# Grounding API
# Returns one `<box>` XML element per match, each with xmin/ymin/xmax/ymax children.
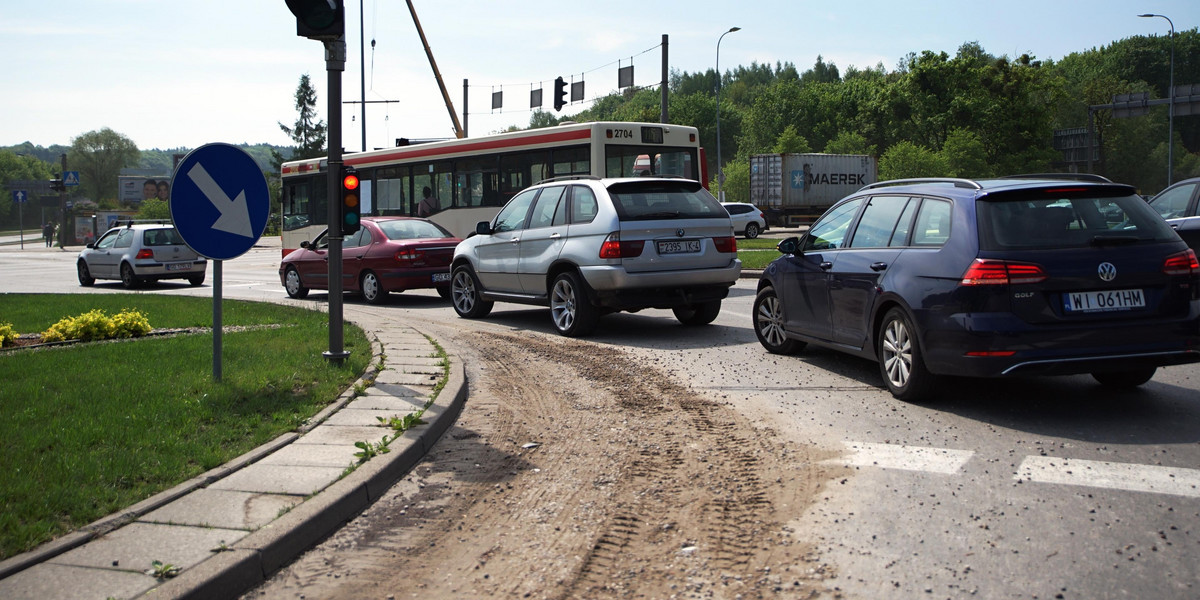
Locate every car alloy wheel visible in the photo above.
<box><xmin>451</xmin><ymin>265</ymin><xmax>493</xmax><ymax>318</ymax></box>
<box><xmin>120</xmin><ymin>263</ymin><xmax>139</xmax><ymax>289</ymax></box>
<box><xmin>550</xmin><ymin>271</ymin><xmax>597</xmax><ymax>337</ymax></box>
<box><xmin>878</xmin><ymin>307</ymin><xmax>934</xmax><ymax>401</ymax></box>
<box><xmin>745</xmin><ymin>222</ymin><xmax>760</xmax><ymax>239</ymax></box>
<box><xmin>753</xmin><ymin>286</ymin><xmax>803</xmax><ymax>354</ymax></box>
<box><xmin>77</xmin><ymin>261</ymin><xmax>95</xmax><ymax>286</ymax></box>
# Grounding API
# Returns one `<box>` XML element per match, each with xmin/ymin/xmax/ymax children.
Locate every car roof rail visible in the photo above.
<box><xmin>995</xmin><ymin>173</ymin><xmax>1112</xmax><ymax>183</ymax></box>
<box><xmin>860</xmin><ymin>178</ymin><xmax>982</xmax><ymax>191</ymax></box>
<box><xmin>538</xmin><ymin>175</ymin><xmax>602</xmax><ymax>184</ymax></box>
<box><xmin>114</xmin><ymin>219</ymin><xmax>173</xmax><ymax>227</ymax></box>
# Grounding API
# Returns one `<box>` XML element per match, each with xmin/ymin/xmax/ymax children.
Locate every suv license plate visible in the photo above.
<box><xmin>165</xmin><ymin>263</ymin><xmax>191</xmax><ymax>271</ymax></box>
<box><xmin>1063</xmin><ymin>288</ymin><xmax>1145</xmax><ymax>313</ymax></box>
<box><xmin>432</xmin><ymin>272</ymin><xmax>451</xmax><ymax>283</ymax></box>
<box><xmin>657</xmin><ymin>240</ymin><xmax>701</xmax><ymax>255</ymax></box>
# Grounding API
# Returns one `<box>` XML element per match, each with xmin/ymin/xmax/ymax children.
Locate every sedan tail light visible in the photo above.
<box><xmin>395</xmin><ymin>248</ymin><xmax>424</xmax><ymax>262</ymax></box>
<box><xmin>598</xmin><ymin>232</ymin><xmax>645</xmax><ymax>259</ymax></box>
<box><xmin>135</xmin><ymin>249</ymin><xmax>154</xmax><ymax>260</ymax></box>
<box><xmin>712</xmin><ymin>236</ymin><xmax>737</xmax><ymax>253</ymax></box>
<box><xmin>1162</xmin><ymin>249</ymin><xmax>1199</xmax><ymax>276</ymax></box>
<box><xmin>960</xmin><ymin>259</ymin><xmax>1047</xmax><ymax>285</ymax></box>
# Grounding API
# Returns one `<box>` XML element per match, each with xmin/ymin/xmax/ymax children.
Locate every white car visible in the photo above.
<box><xmin>722</xmin><ymin>202</ymin><xmax>768</xmax><ymax>238</ymax></box>
<box><xmin>77</xmin><ymin>221</ymin><xmax>207</xmax><ymax>288</ymax></box>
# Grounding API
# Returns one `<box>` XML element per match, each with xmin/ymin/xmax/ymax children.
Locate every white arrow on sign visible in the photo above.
<box><xmin>187</xmin><ymin>162</ymin><xmax>253</xmax><ymax>238</ymax></box>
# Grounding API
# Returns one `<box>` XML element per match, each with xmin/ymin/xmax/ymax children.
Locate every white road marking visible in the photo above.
<box><xmin>1016</xmin><ymin>456</ymin><xmax>1200</xmax><ymax>499</ymax></box>
<box><xmin>823</xmin><ymin>441</ymin><xmax>975</xmax><ymax>474</ymax></box>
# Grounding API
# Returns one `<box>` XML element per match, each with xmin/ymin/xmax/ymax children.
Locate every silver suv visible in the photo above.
<box><xmin>450</xmin><ymin>176</ymin><xmax>741</xmax><ymax>336</ymax></box>
<box><xmin>77</xmin><ymin>221</ymin><xmax>207</xmax><ymax>288</ymax></box>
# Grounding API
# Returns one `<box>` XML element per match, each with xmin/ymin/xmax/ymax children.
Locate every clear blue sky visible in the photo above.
<box><xmin>2</xmin><ymin>0</ymin><xmax>1195</xmax><ymax>153</ymax></box>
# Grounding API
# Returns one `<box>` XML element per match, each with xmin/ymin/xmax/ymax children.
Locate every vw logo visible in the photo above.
<box><xmin>1097</xmin><ymin>262</ymin><xmax>1117</xmax><ymax>282</ymax></box>
<box><xmin>675</xmin><ymin>228</ymin><xmax>685</xmax><ymax>238</ymax></box>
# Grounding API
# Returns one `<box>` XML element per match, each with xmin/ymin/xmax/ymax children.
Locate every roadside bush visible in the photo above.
<box><xmin>0</xmin><ymin>322</ymin><xmax>16</xmax><ymax>347</ymax></box>
<box><xmin>41</xmin><ymin>309</ymin><xmax>151</xmax><ymax>343</ymax></box>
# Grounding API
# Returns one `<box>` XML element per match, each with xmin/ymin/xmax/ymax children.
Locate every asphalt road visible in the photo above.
<box><xmin>3</xmin><ymin>240</ymin><xmax>1198</xmax><ymax>599</ymax></box>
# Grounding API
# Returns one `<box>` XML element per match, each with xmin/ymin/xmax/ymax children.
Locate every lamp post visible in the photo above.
<box><xmin>1139</xmin><ymin>13</ymin><xmax>1175</xmax><ymax>186</ymax></box>
<box><xmin>715</xmin><ymin>26</ymin><xmax>740</xmax><ymax>202</ymax></box>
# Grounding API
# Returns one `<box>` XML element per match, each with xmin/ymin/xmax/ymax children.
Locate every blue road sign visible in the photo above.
<box><xmin>169</xmin><ymin>143</ymin><xmax>269</xmax><ymax>260</ymax></box>
<box><xmin>12</xmin><ymin>190</ymin><xmax>28</xmax><ymax>204</ymax></box>
<box><xmin>63</xmin><ymin>171</ymin><xmax>80</xmax><ymax>186</ymax></box>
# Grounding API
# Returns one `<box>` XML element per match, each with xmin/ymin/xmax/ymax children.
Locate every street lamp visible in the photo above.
<box><xmin>715</xmin><ymin>26</ymin><xmax>740</xmax><ymax>202</ymax></box>
<box><xmin>1139</xmin><ymin>13</ymin><xmax>1175</xmax><ymax>186</ymax></box>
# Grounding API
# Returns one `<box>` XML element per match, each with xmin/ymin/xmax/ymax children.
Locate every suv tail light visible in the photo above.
<box><xmin>960</xmin><ymin>259</ymin><xmax>1047</xmax><ymax>285</ymax></box>
<box><xmin>598</xmin><ymin>232</ymin><xmax>645</xmax><ymax>259</ymax></box>
<box><xmin>135</xmin><ymin>249</ymin><xmax>154</xmax><ymax>260</ymax></box>
<box><xmin>712</xmin><ymin>236</ymin><xmax>737</xmax><ymax>253</ymax></box>
<box><xmin>1162</xmin><ymin>249</ymin><xmax>1199</xmax><ymax>276</ymax></box>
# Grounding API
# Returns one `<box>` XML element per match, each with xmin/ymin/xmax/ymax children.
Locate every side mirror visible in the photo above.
<box><xmin>300</xmin><ymin>240</ymin><xmax>310</xmax><ymax>249</ymax></box>
<box><xmin>777</xmin><ymin>236</ymin><xmax>801</xmax><ymax>255</ymax></box>
<box><xmin>475</xmin><ymin>221</ymin><xmax>492</xmax><ymax>236</ymax></box>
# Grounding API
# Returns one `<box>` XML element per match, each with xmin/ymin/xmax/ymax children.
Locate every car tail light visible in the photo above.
<box><xmin>598</xmin><ymin>232</ymin><xmax>644</xmax><ymax>259</ymax></box>
<box><xmin>960</xmin><ymin>259</ymin><xmax>1047</xmax><ymax>285</ymax></box>
<box><xmin>712</xmin><ymin>236</ymin><xmax>737</xmax><ymax>253</ymax></box>
<box><xmin>135</xmin><ymin>249</ymin><xmax>154</xmax><ymax>260</ymax></box>
<box><xmin>1162</xmin><ymin>249</ymin><xmax>1199</xmax><ymax>276</ymax></box>
<box><xmin>395</xmin><ymin>248</ymin><xmax>424</xmax><ymax>262</ymax></box>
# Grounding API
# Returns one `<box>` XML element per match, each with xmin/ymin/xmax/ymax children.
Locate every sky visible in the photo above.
<box><xmin>2</xmin><ymin>0</ymin><xmax>1196</xmax><ymax>154</ymax></box>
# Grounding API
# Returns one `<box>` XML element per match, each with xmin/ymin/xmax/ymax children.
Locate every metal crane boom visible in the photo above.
<box><xmin>406</xmin><ymin>0</ymin><xmax>464</xmax><ymax>139</ymax></box>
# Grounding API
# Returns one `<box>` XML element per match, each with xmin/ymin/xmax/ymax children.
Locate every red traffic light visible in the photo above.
<box><xmin>343</xmin><ymin>173</ymin><xmax>360</xmax><ymax>190</ymax></box>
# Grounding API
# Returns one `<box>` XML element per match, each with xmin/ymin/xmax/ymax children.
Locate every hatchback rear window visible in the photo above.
<box><xmin>977</xmin><ymin>192</ymin><xmax>1178</xmax><ymax>250</ymax></box>
<box><xmin>143</xmin><ymin>228</ymin><xmax>184</xmax><ymax>246</ymax></box>
<box><xmin>608</xmin><ymin>181</ymin><xmax>727</xmax><ymax>221</ymax></box>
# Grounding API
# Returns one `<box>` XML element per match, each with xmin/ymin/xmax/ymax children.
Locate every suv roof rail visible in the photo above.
<box><xmin>860</xmin><ymin>178</ymin><xmax>982</xmax><ymax>191</ymax></box>
<box><xmin>538</xmin><ymin>175</ymin><xmax>601</xmax><ymax>184</ymax></box>
<box><xmin>996</xmin><ymin>173</ymin><xmax>1112</xmax><ymax>183</ymax></box>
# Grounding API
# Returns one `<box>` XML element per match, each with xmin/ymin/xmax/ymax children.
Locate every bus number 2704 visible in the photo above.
<box><xmin>612</xmin><ymin>129</ymin><xmax>633</xmax><ymax>139</ymax></box>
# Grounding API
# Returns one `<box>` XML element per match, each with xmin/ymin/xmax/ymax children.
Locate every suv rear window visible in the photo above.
<box><xmin>978</xmin><ymin>192</ymin><xmax>1178</xmax><ymax>250</ymax></box>
<box><xmin>608</xmin><ymin>181</ymin><xmax>727</xmax><ymax>221</ymax></box>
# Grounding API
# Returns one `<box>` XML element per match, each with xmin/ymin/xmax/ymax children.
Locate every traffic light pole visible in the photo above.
<box><xmin>324</xmin><ymin>37</ymin><xmax>350</xmax><ymax>365</ymax></box>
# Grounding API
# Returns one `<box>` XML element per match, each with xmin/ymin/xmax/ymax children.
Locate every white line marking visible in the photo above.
<box><xmin>1016</xmin><ymin>456</ymin><xmax>1200</xmax><ymax>499</ymax></box>
<box><xmin>823</xmin><ymin>441</ymin><xmax>974</xmax><ymax>475</ymax></box>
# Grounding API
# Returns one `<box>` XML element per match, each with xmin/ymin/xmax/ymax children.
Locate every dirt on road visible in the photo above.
<box><xmin>245</xmin><ymin>330</ymin><xmax>837</xmax><ymax>599</ymax></box>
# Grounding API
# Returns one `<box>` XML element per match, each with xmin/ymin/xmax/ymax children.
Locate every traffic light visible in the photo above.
<box><xmin>340</xmin><ymin>166</ymin><xmax>360</xmax><ymax>235</ymax></box>
<box><xmin>553</xmin><ymin>76</ymin><xmax>568</xmax><ymax>111</ymax></box>
<box><xmin>49</xmin><ymin>178</ymin><xmax>65</xmax><ymax>192</ymax></box>
<box><xmin>284</xmin><ymin>0</ymin><xmax>345</xmax><ymax>40</ymax></box>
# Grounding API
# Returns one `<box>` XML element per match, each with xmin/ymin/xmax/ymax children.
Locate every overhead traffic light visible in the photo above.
<box><xmin>284</xmin><ymin>0</ymin><xmax>345</xmax><ymax>40</ymax></box>
<box><xmin>340</xmin><ymin>166</ymin><xmax>360</xmax><ymax>235</ymax></box>
<box><xmin>553</xmin><ymin>76</ymin><xmax>568</xmax><ymax>111</ymax></box>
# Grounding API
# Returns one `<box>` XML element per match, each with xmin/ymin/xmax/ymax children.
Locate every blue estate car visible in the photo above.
<box><xmin>753</xmin><ymin>176</ymin><xmax>1200</xmax><ymax>401</ymax></box>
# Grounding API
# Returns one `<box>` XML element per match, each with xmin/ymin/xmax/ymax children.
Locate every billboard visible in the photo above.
<box><xmin>118</xmin><ymin>174</ymin><xmax>172</xmax><ymax>204</ymax></box>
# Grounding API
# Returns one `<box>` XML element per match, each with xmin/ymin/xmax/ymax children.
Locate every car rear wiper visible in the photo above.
<box><xmin>635</xmin><ymin>211</ymin><xmax>681</xmax><ymax>219</ymax></box>
<box><xmin>1089</xmin><ymin>235</ymin><xmax>1140</xmax><ymax>246</ymax></box>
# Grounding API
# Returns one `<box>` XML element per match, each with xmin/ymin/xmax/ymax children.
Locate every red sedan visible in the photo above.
<box><xmin>279</xmin><ymin>217</ymin><xmax>460</xmax><ymax>304</ymax></box>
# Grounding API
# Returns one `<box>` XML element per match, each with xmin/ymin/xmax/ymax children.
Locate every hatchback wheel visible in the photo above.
<box><xmin>361</xmin><ymin>271</ymin><xmax>388</xmax><ymax>304</ymax></box>
<box><xmin>674</xmin><ymin>300</ymin><xmax>722</xmax><ymax>326</ymax></box>
<box><xmin>77</xmin><ymin>261</ymin><xmax>95</xmax><ymax>287</ymax></box>
<box><xmin>284</xmin><ymin>266</ymin><xmax>309</xmax><ymax>299</ymax></box>
<box><xmin>1092</xmin><ymin>368</ymin><xmax>1156</xmax><ymax>388</ymax></box>
<box><xmin>745</xmin><ymin>222</ymin><xmax>760</xmax><ymax>239</ymax></box>
<box><xmin>878</xmin><ymin>307</ymin><xmax>935</xmax><ymax>401</ymax></box>
<box><xmin>550</xmin><ymin>271</ymin><xmax>598</xmax><ymax>337</ymax></box>
<box><xmin>120</xmin><ymin>263</ymin><xmax>140</xmax><ymax>289</ymax></box>
<box><xmin>187</xmin><ymin>273</ymin><xmax>205</xmax><ymax>286</ymax></box>
<box><xmin>753</xmin><ymin>286</ymin><xmax>804</xmax><ymax>354</ymax></box>
<box><xmin>451</xmin><ymin>265</ymin><xmax>493</xmax><ymax>318</ymax></box>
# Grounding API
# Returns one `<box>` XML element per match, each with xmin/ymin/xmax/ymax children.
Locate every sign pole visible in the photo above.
<box><xmin>323</xmin><ymin>36</ymin><xmax>350</xmax><ymax>365</ymax></box>
<box><xmin>214</xmin><ymin>260</ymin><xmax>223</xmax><ymax>381</ymax></box>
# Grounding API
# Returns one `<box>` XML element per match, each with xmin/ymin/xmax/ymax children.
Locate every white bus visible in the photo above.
<box><xmin>279</xmin><ymin>121</ymin><xmax>706</xmax><ymax>257</ymax></box>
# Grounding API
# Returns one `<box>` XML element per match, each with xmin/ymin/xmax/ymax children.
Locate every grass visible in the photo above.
<box><xmin>0</xmin><ymin>294</ymin><xmax>370</xmax><ymax>560</ymax></box>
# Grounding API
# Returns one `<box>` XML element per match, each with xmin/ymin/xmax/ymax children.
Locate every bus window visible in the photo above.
<box><xmin>552</xmin><ymin>146</ymin><xmax>589</xmax><ymax>177</ymax></box>
<box><xmin>413</xmin><ymin>162</ymin><xmax>453</xmax><ymax>217</ymax></box>
<box><xmin>376</xmin><ymin>166</ymin><xmax>410</xmax><ymax>216</ymax></box>
<box><xmin>605</xmin><ymin>146</ymin><xmax>697</xmax><ymax>179</ymax></box>
<box><xmin>456</xmin><ymin>156</ymin><xmax>500</xmax><ymax>207</ymax></box>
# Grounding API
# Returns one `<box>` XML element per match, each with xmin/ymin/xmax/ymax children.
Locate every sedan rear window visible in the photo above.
<box><xmin>978</xmin><ymin>192</ymin><xmax>1178</xmax><ymax>250</ymax></box>
<box><xmin>608</xmin><ymin>181</ymin><xmax>727</xmax><ymax>221</ymax></box>
<box><xmin>378</xmin><ymin>219</ymin><xmax>453</xmax><ymax>240</ymax></box>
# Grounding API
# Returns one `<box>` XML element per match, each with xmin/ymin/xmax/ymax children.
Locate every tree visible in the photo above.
<box><xmin>940</xmin><ymin>128</ymin><xmax>991</xmax><ymax>177</ymax></box>
<box><xmin>824</xmin><ymin>131</ymin><xmax>876</xmax><ymax>156</ymax></box>
<box><xmin>135</xmin><ymin>198</ymin><xmax>171</xmax><ymax>220</ymax></box>
<box><xmin>69</xmin><ymin>128</ymin><xmax>140</xmax><ymax>204</ymax></box>
<box><xmin>0</xmin><ymin>150</ymin><xmax>55</xmax><ymax>227</ymax></box>
<box><xmin>772</xmin><ymin>125</ymin><xmax>811</xmax><ymax>154</ymax></box>
<box><xmin>279</xmin><ymin>74</ymin><xmax>327</xmax><ymax>160</ymax></box>
<box><xmin>879</xmin><ymin>141</ymin><xmax>950</xmax><ymax>179</ymax></box>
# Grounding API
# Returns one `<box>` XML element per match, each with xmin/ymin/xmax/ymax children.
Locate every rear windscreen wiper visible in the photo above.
<box><xmin>1090</xmin><ymin>235</ymin><xmax>1140</xmax><ymax>246</ymax></box>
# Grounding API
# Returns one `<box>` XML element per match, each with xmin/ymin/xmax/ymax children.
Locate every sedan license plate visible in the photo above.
<box><xmin>432</xmin><ymin>272</ymin><xmax>451</xmax><ymax>283</ymax></box>
<box><xmin>1063</xmin><ymin>288</ymin><xmax>1145</xmax><ymax>313</ymax></box>
<box><xmin>656</xmin><ymin>240</ymin><xmax>701</xmax><ymax>255</ymax></box>
<box><xmin>165</xmin><ymin>262</ymin><xmax>191</xmax><ymax>272</ymax></box>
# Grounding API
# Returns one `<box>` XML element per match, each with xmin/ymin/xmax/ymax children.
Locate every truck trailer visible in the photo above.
<box><xmin>749</xmin><ymin>153</ymin><xmax>877</xmax><ymax>226</ymax></box>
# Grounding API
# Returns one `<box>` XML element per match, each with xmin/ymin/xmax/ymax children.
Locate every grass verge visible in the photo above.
<box><xmin>0</xmin><ymin>294</ymin><xmax>370</xmax><ymax>560</ymax></box>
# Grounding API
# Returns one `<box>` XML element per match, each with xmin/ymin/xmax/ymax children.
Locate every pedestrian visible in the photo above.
<box><xmin>43</xmin><ymin>222</ymin><xmax>54</xmax><ymax>247</ymax></box>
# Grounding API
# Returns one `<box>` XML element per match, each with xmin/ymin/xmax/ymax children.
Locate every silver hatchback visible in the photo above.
<box><xmin>77</xmin><ymin>222</ymin><xmax>207</xmax><ymax>288</ymax></box>
<box><xmin>450</xmin><ymin>176</ymin><xmax>741</xmax><ymax>336</ymax></box>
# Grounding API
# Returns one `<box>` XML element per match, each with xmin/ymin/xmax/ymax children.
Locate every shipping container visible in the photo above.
<box><xmin>749</xmin><ymin>153</ymin><xmax>877</xmax><ymax>225</ymax></box>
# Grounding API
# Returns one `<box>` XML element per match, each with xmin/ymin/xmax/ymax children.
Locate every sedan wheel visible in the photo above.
<box><xmin>77</xmin><ymin>261</ymin><xmax>95</xmax><ymax>287</ymax></box>
<box><xmin>361</xmin><ymin>271</ymin><xmax>388</xmax><ymax>304</ymax></box>
<box><xmin>753</xmin><ymin>286</ymin><xmax>803</xmax><ymax>354</ymax></box>
<box><xmin>284</xmin><ymin>266</ymin><xmax>309</xmax><ymax>299</ymax></box>
<box><xmin>451</xmin><ymin>265</ymin><xmax>493</xmax><ymax>318</ymax></box>
<box><xmin>550</xmin><ymin>271</ymin><xmax>598</xmax><ymax>337</ymax></box>
<box><xmin>878</xmin><ymin>307</ymin><xmax>935</xmax><ymax>401</ymax></box>
<box><xmin>745</xmin><ymin>222</ymin><xmax>760</xmax><ymax>239</ymax></box>
<box><xmin>120</xmin><ymin>263</ymin><xmax>139</xmax><ymax>289</ymax></box>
